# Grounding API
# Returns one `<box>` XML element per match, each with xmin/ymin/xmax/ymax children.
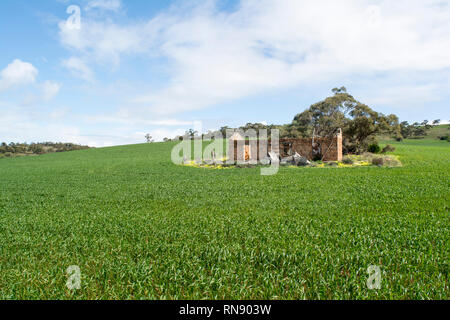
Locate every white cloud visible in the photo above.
<box><xmin>57</xmin><ymin>0</ymin><xmax>450</xmax><ymax>117</ymax></box>
<box><xmin>76</xmin><ymin>127</ymin><xmax>186</xmax><ymax>147</ymax></box>
<box><xmin>58</xmin><ymin>19</ymin><xmax>153</xmax><ymax>66</ymax></box>
<box><xmin>19</xmin><ymin>81</ymin><xmax>61</xmax><ymax>106</ymax></box>
<box><xmin>42</xmin><ymin>81</ymin><xmax>62</xmax><ymax>101</ymax></box>
<box><xmin>0</xmin><ymin>60</ymin><xmax>60</xmax><ymax>105</ymax></box>
<box><xmin>49</xmin><ymin>106</ymin><xmax>70</xmax><ymax>119</ymax></box>
<box><xmin>362</xmin><ymin>85</ymin><xmax>442</xmax><ymax>109</ymax></box>
<box><xmin>0</xmin><ymin>102</ymin><xmax>183</xmax><ymax>147</ymax></box>
<box><xmin>83</xmin><ymin>115</ymin><xmax>194</xmax><ymax>126</ymax></box>
<box><xmin>0</xmin><ymin>59</ymin><xmax>38</xmax><ymax>91</ymax></box>
<box><xmin>146</xmin><ymin>128</ymin><xmax>186</xmax><ymax>142</ymax></box>
<box><xmin>0</xmin><ymin>104</ymin><xmax>77</xmax><ymax>143</ymax></box>
<box><xmin>85</xmin><ymin>0</ymin><xmax>122</xmax><ymax>12</ymax></box>
<box><xmin>62</xmin><ymin>57</ymin><xmax>95</xmax><ymax>82</ymax></box>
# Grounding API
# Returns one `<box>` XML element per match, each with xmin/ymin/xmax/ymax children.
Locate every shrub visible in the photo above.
<box><xmin>372</xmin><ymin>157</ymin><xmax>384</xmax><ymax>166</ymax></box>
<box><xmin>327</xmin><ymin>162</ymin><xmax>338</xmax><ymax>167</ymax></box>
<box><xmin>342</xmin><ymin>157</ymin><xmax>354</xmax><ymax>165</ymax></box>
<box><xmin>381</xmin><ymin>144</ymin><xmax>396</xmax><ymax>154</ymax></box>
<box><xmin>236</xmin><ymin>163</ymin><xmax>257</xmax><ymax>169</ymax></box>
<box><xmin>368</xmin><ymin>143</ymin><xmax>381</xmax><ymax>154</ymax></box>
<box><xmin>438</xmin><ymin>135</ymin><xmax>449</xmax><ymax>142</ymax></box>
<box><xmin>384</xmin><ymin>156</ymin><xmax>402</xmax><ymax>167</ymax></box>
<box><xmin>396</xmin><ymin>136</ymin><xmax>403</xmax><ymax>142</ymax></box>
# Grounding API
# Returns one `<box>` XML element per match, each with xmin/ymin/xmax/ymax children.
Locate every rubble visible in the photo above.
<box><xmin>294</xmin><ymin>152</ymin><xmax>310</xmax><ymax>166</ymax></box>
<box><xmin>268</xmin><ymin>151</ymin><xmax>280</xmax><ymax>164</ymax></box>
<box><xmin>280</xmin><ymin>152</ymin><xmax>310</xmax><ymax>166</ymax></box>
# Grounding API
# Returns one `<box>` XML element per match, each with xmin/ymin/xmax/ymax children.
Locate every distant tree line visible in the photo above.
<box><xmin>399</xmin><ymin>120</ymin><xmax>437</xmax><ymax>139</ymax></box>
<box><xmin>0</xmin><ymin>142</ymin><xmax>91</xmax><ymax>158</ymax></box>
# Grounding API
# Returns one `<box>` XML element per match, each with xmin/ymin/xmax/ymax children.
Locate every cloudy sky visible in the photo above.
<box><xmin>0</xmin><ymin>0</ymin><xmax>449</xmax><ymax>147</ymax></box>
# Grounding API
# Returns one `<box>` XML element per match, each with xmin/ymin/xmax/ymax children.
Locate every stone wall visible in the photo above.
<box><xmin>229</xmin><ymin>133</ymin><xmax>343</xmax><ymax>162</ymax></box>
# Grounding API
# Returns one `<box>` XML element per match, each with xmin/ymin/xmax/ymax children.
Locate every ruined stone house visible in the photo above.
<box><xmin>228</xmin><ymin>130</ymin><xmax>343</xmax><ymax>162</ymax></box>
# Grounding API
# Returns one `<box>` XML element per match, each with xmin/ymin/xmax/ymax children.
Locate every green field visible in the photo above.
<box><xmin>0</xmin><ymin>139</ymin><xmax>448</xmax><ymax>300</ymax></box>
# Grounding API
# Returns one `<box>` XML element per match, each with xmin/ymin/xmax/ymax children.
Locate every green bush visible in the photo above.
<box><xmin>372</xmin><ymin>157</ymin><xmax>385</xmax><ymax>166</ymax></box>
<box><xmin>381</xmin><ymin>144</ymin><xmax>396</xmax><ymax>154</ymax></box>
<box><xmin>342</xmin><ymin>157</ymin><xmax>354</xmax><ymax>164</ymax></box>
<box><xmin>368</xmin><ymin>143</ymin><xmax>381</xmax><ymax>154</ymax></box>
<box><xmin>327</xmin><ymin>162</ymin><xmax>338</xmax><ymax>167</ymax></box>
<box><xmin>384</xmin><ymin>156</ymin><xmax>402</xmax><ymax>167</ymax></box>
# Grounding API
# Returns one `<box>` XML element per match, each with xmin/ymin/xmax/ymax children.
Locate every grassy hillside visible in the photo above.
<box><xmin>0</xmin><ymin>139</ymin><xmax>448</xmax><ymax>299</ymax></box>
<box><xmin>427</xmin><ymin>124</ymin><xmax>450</xmax><ymax>140</ymax></box>
<box><xmin>376</xmin><ymin>124</ymin><xmax>450</xmax><ymax>141</ymax></box>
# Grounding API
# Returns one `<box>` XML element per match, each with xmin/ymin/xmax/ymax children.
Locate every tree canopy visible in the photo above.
<box><xmin>291</xmin><ymin>87</ymin><xmax>400</xmax><ymax>153</ymax></box>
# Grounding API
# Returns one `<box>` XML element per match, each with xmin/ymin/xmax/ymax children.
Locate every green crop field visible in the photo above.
<box><xmin>0</xmin><ymin>139</ymin><xmax>448</xmax><ymax>300</ymax></box>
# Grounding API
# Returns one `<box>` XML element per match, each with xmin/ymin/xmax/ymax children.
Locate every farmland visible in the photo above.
<box><xmin>0</xmin><ymin>139</ymin><xmax>448</xmax><ymax>299</ymax></box>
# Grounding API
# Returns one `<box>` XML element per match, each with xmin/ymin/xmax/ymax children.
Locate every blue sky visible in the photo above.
<box><xmin>1</xmin><ymin>0</ymin><xmax>449</xmax><ymax>146</ymax></box>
